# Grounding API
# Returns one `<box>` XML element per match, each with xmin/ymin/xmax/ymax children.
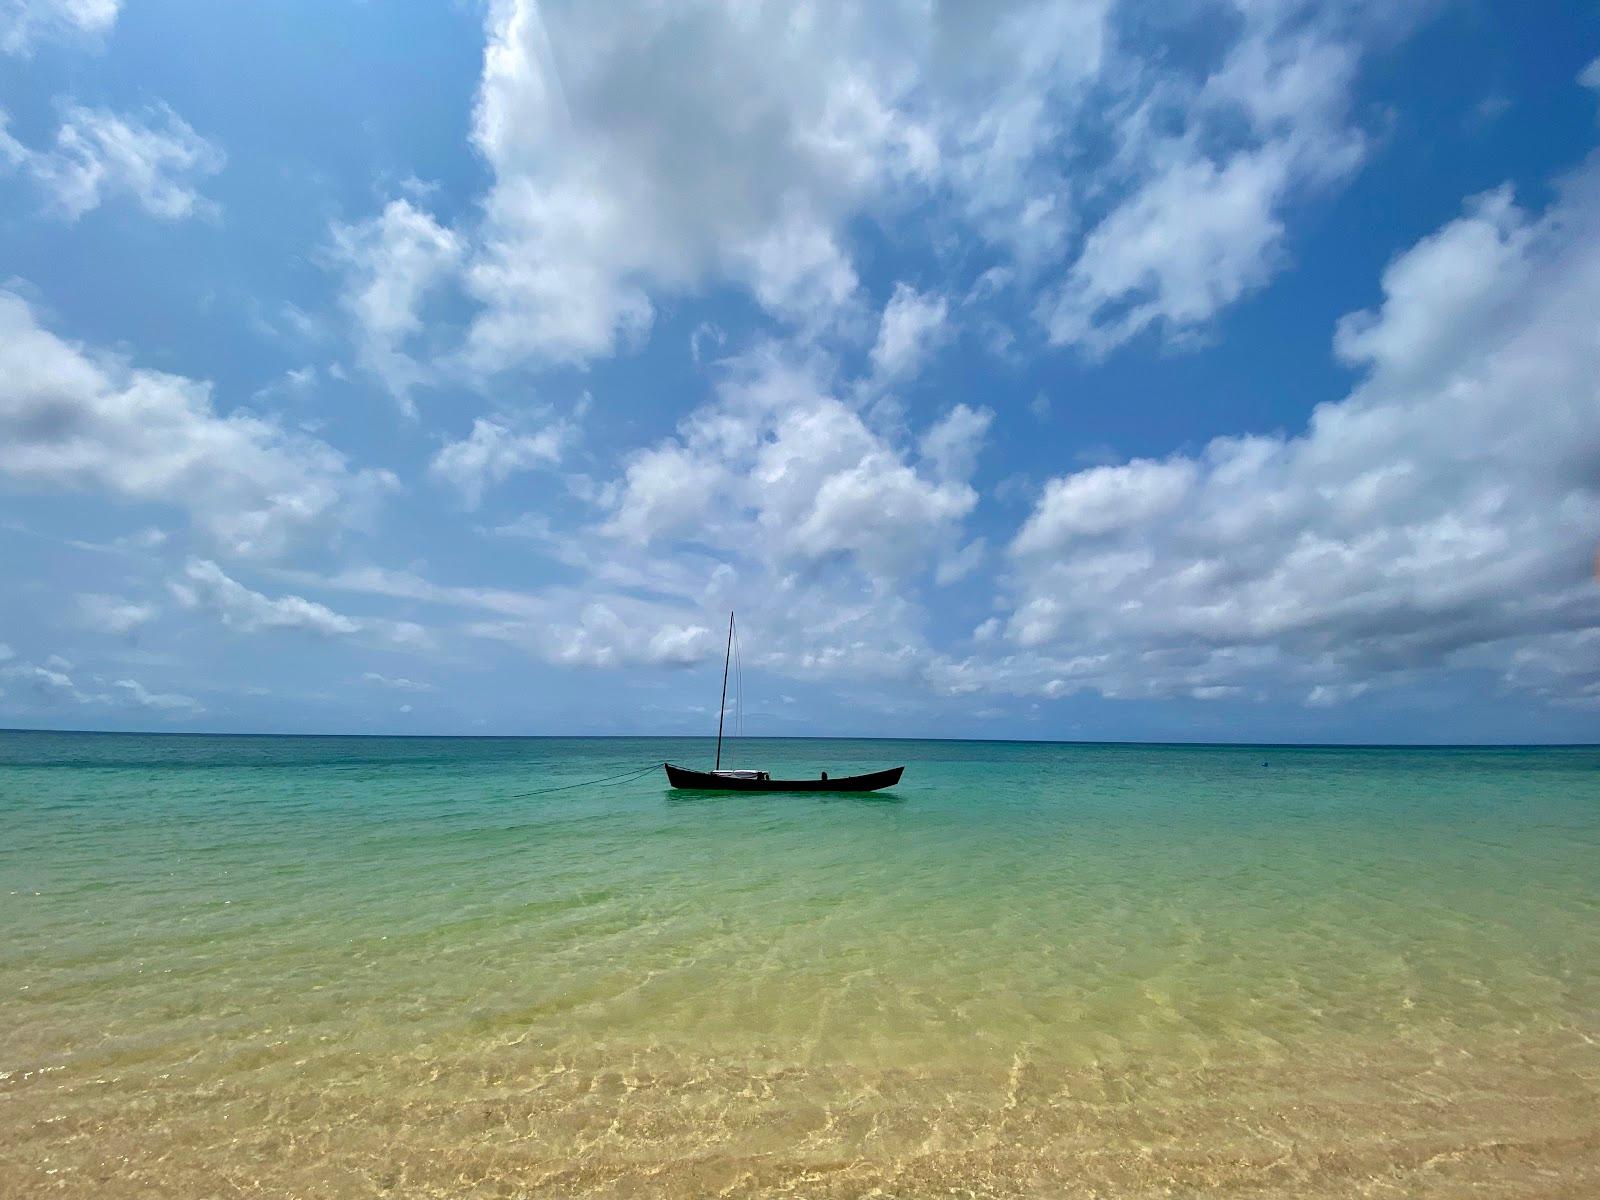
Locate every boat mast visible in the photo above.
<box><xmin>715</xmin><ymin>610</ymin><xmax>734</xmax><ymax>771</ymax></box>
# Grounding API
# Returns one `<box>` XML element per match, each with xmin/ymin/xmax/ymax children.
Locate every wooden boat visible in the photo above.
<box><xmin>663</xmin><ymin>611</ymin><xmax>905</xmax><ymax>793</ymax></box>
<box><xmin>664</xmin><ymin>762</ymin><xmax>905</xmax><ymax>792</ymax></box>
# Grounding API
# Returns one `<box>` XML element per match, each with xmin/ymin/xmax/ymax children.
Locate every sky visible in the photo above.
<box><xmin>1</xmin><ymin>0</ymin><xmax>1597</xmax><ymax>743</ymax></box>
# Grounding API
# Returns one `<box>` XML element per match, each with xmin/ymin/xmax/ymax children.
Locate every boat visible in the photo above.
<box><xmin>663</xmin><ymin>612</ymin><xmax>905</xmax><ymax>793</ymax></box>
<box><xmin>664</xmin><ymin>762</ymin><xmax>905</xmax><ymax>792</ymax></box>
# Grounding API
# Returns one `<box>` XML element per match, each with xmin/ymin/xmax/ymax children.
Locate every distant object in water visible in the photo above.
<box><xmin>663</xmin><ymin>611</ymin><xmax>905</xmax><ymax>793</ymax></box>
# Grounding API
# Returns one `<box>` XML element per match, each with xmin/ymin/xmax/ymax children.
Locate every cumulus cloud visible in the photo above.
<box><xmin>329</xmin><ymin>198</ymin><xmax>463</xmax><ymax>407</ymax></box>
<box><xmin>935</xmin><ymin>537</ymin><xmax>988</xmax><ymax>586</ymax></box>
<box><xmin>291</xmin><ymin>398</ymin><xmax>967</xmax><ymax>675</ymax></box>
<box><xmin>1</xmin><ymin>0</ymin><xmax>118</xmax><ymax>55</ymax></box>
<box><xmin>474</xmin><ymin>347</ymin><xmax>994</xmax><ymax>684</ymax></box>
<box><xmin>1013</xmin><ymin>458</ymin><xmax>1196</xmax><ymax>550</ymax></box>
<box><xmin>321</xmin><ymin>1</ymin><xmax>1418</xmax><ymax>382</ymax></box>
<box><xmin>601</xmin><ymin>348</ymin><xmax>983</xmax><ymax>578</ymax></box>
<box><xmin>452</xmin><ymin>0</ymin><xmax>1115</xmax><ymax>368</ymax></box>
<box><xmin>995</xmin><ymin>160</ymin><xmax>1600</xmax><ymax>707</ymax></box>
<box><xmin>470</xmin><ymin>601</ymin><xmax>716</xmax><ymax>669</ymax></box>
<box><xmin>0</xmin><ymin>290</ymin><xmax>395</xmax><ymax>558</ymax></box>
<box><xmin>919</xmin><ymin>404</ymin><xmax>994</xmax><ymax>482</ymax></box>
<box><xmin>870</xmin><ymin>284</ymin><xmax>950</xmax><ymax>380</ymax></box>
<box><xmin>77</xmin><ymin>593</ymin><xmax>157</xmax><ymax>635</ymax></box>
<box><xmin>1041</xmin><ymin>13</ymin><xmax>1367</xmax><ymax>353</ymax></box>
<box><xmin>459</xmin><ymin>0</ymin><xmax>945</xmax><ymax>370</ymax></box>
<box><xmin>1</xmin><ymin>103</ymin><xmax>223</xmax><ymax>221</ymax></box>
<box><xmin>428</xmin><ymin>412</ymin><xmax>571</xmax><ymax>508</ymax></box>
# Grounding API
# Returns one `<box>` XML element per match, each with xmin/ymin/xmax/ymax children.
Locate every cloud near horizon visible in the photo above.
<box><xmin>987</xmin><ymin>173</ymin><xmax>1600</xmax><ymax>708</ymax></box>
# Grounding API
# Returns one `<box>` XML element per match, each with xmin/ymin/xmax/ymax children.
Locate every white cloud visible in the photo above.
<box><xmin>935</xmin><ymin>2</ymin><xmax>1112</xmax><ymax>264</ymax></box>
<box><xmin>362</xmin><ymin>672</ymin><xmax>434</xmax><ymax>692</ymax></box>
<box><xmin>459</xmin><ymin>0</ymin><xmax>944</xmax><ymax>370</ymax></box>
<box><xmin>601</xmin><ymin>441</ymin><xmax>725</xmax><ymax>547</ymax></box>
<box><xmin>786</xmin><ymin>448</ymin><xmax>975</xmax><ymax>568</ymax></box>
<box><xmin>1</xmin><ymin>0</ymin><xmax>118</xmax><ymax>56</ymax></box>
<box><xmin>1500</xmin><ymin>628</ymin><xmax>1600</xmax><ymax>710</ymax></box>
<box><xmin>173</xmin><ymin>561</ymin><xmax>437</xmax><ymax>651</ymax></box>
<box><xmin>428</xmin><ymin>413</ymin><xmax>571</xmax><ymax>509</ymax></box>
<box><xmin>1</xmin><ymin>660</ymin><xmax>93</xmax><ymax>703</ymax></box>
<box><xmin>1306</xmin><ymin>682</ymin><xmax>1369</xmax><ymax>708</ymax></box>
<box><xmin>1013</xmin><ymin>458</ymin><xmax>1197</xmax><ymax>551</ymax></box>
<box><xmin>1331</xmin><ymin>186</ymin><xmax>1529</xmax><ymax>378</ymax></box>
<box><xmin>1580</xmin><ymin>56</ymin><xmax>1600</xmax><ymax>93</ymax></box>
<box><xmin>172</xmin><ymin>559</ymin><xmax>361</xmax><ymax>636</ymax></box>
<box><xmin>0</xmin><ymin>290</ymin><xmax>395</xmax><ymax>558</ymax></box>
<box><xmin>0</xmin><ymin>656</ymin><xmax>198</xmax><ymax>713</ymax></box>
<box><xmin>302</xmin><ymin>563</ymin><xmax>721</xmax><ymax>670</ymax></box>
<box><xmin>601</xmin><ymin>348</ymin><xmax>983</xmax><ymax>578</ymax></box>
<box><xmin>113</xmin><ymin>678</ymin><xmax>199</xmax><ymax>712</ymax></box>
<box><xmin>1042</xmin><ymin>17</ymin><xmax>1367</xmax><ymax>353</ymax></box>
<box><xmin>77</xmin><ymin>593</ymin><xmax>156</xmax><ymax>635</ymax></box>
<box><xmin>325</xmin><ymin>1</ymin><xmax>1417</xmax><ymax>381</ymax></box>
<box><xmin>251</xmin><ymin>365</ymin><xmax>318</xmax><ymax>403</ymax></box>
<box><xmin>870</xmin><ymin>284</ymin><xmax>950</xmax><ymax>380</ymax></box>
<box><xmin>935</xmin><ymin>538</ymin><xmax>987</xmax><ymax>586</ymax></box>
<box><xmin>1</xmin><ymin>103</ymin><xmax>223</xmax><ymax>221</ymax></box>
<box><xmin>919</xmin><ymin>404</ymin><xmax>993</xmax><ymax>482</ymax></box>
<box><xmin>330</xmin><ymin>198</ymin><xmax>463</xmax><ymax>408</ymax></box>
<box><xmin>475</xmin><ymin>601</ymin><xmax>716</xmax><ymax>669</ymax></box>
<box><xmin>438</xmin><ymin>347</ymin><xmax>992</xmax><ymax>685</ymax></box>
<box><xmin>1044</xmin><ymin>145</ymin><xmax>1296</xmax><ymax>352</ymax></box>
<box><xmin>996</xmin><ymin>161</ymin><xmax>1600</xmax><ymax>707</ymax></box>
<box><xmin>295</xmin><ymin>563</ymin><xmax>544</xmax><ymax>618</ymax></box>
<box><xmin>689</xmin><ymin>321</ymin><xmax>726</xmax><ymax>364</ymax></box>
<box><xmin>370</xmin><ymin>0</ymin><xmax>1119</xmax><ymax>375</ymax></box>
<box><xmin>291</xmin><ymin>349</ymin><xmax>984</xmax><ymax>675</ymax></box>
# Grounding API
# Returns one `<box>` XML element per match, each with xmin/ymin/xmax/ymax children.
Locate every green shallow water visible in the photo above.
<box><xmin>2</xmin><ymin>733</ymin><xmax>1598</xmax><ymax>1197</ymax></box>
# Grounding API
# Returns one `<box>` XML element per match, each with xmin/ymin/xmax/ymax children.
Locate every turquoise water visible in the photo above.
<box><xmin>2</xmin><ymin>733</ymin><xmax>1598</xmax><ymax>1197</ymax></box>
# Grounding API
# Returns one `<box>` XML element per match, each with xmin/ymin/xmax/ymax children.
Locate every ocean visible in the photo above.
<box><xmin>2</xmin><ymin>732</ymin><xmax>1597</xmax><ymax>1197</ymax></box>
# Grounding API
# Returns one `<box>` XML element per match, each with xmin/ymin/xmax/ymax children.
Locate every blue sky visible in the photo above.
<box><xmin>1</xmin><ymin>0</ymin><xmax>1597</xmax><ymax>742</ymax></box>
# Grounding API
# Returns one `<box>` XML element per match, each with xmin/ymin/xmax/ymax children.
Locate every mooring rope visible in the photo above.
<box><xmin>507</xmin><ymin>761</ymin><xmax>662</xmax><ymax>799</ymax></box>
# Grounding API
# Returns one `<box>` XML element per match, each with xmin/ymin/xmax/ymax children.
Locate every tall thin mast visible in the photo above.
<box><xmin>715</xmin><ymin>611</ymin><xmax>734</xmax><ymax>771</ymax></box>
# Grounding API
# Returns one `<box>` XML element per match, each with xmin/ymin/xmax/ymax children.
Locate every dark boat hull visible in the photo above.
<box><xmin>664</xmin><ymin>763</ymin><xmax>904</xmax><ymax>792</ymax></box>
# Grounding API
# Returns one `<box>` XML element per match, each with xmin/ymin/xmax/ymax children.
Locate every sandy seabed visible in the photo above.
<box><xmin>4</xmin><ymin>1031</ymin><xmax>1597</xmax><ymax>1198</ymax></box>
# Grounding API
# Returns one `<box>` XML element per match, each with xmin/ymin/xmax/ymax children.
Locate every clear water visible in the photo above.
<box><xmin>3</xmin><ymin>733</ymin><xmax>1598</xmax><ymax>1196</ymax></box>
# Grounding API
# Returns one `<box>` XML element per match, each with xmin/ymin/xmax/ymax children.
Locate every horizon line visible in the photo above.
<box><xmin>1</xmin><ymin>727</ymin><xmax>1596</xmax><ymax>750</ymax></box>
